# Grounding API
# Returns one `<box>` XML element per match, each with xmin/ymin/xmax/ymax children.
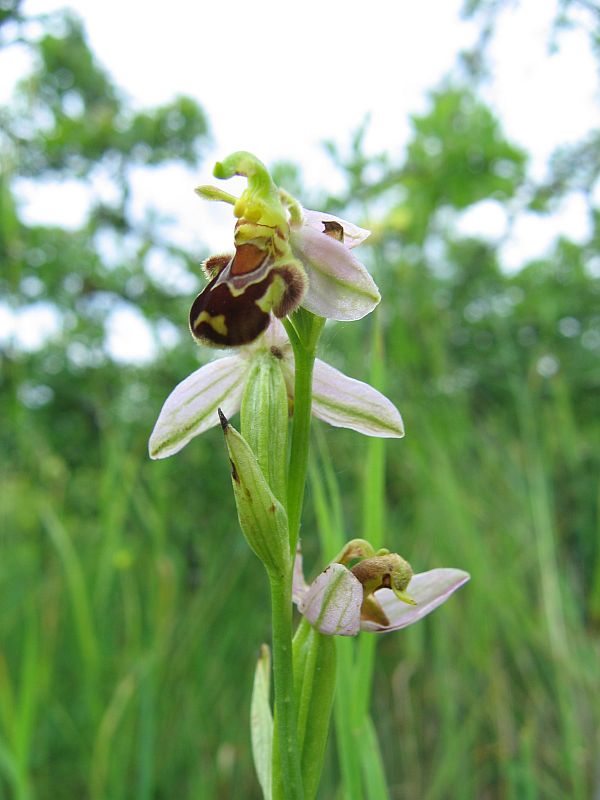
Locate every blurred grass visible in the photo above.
<box><xmin>2</xmin><ymin>9</ymin><xmax>599</xmax><ymax>796</ymax></box>
<box><xmin>1</xmin><ymin>272</ymin><xmax>599</xmax><ymax>799</ymax></box>
<box><xmin>3</xmin><ymin>313</ymin><xmax>598</xmax><ymax>800</ymax></box>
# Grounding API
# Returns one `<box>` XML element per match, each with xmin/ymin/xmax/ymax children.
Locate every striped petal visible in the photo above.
<box><xmin>298</xmin><ymin>563</ymin><xmax>363</xmax><ymax>637</ymax></box>
<box><xmin>292</xmin><ymin>545</ymin><xmax>309</xmax><ymax>605</ymax></box>
<box><xmin>361</xmin><ymin>569</ymin><xmax>471</xmax><ymax>633</ymax></box>
<box><xmin>312</xmin><ymin>359</ymin><xmax>404</xmax><ymax>438</ymax></box>
<box><xmin>290</xmin><ymin>223</ymin><xmax>380</xmax><ymax>321</ymax></box>
<box><xmin>149</xmin><ymin>355</ymin><xmax>249</xmax><ymax>459</ymax></box>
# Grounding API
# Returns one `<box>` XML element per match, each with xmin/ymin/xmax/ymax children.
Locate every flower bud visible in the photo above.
<box><xmin>219</xmin><ymin>410</ymin><xmax>290</xmax><ymax>576</ymax></box>
<box><xmin>240</xmin><ymin>351</ymin><xmax>289</xmax><ymax>505</ymax></box>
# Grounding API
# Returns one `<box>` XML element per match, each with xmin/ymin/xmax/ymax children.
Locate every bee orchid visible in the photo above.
<box><xmin>190</xmin><ymin>152</ymin><xmax>380</xmax><ymax>348</ymax></box>
<box><xmin>292</xmin><ymin>540</ymin><xmax>470</xmax><ymax>637</ymax></box>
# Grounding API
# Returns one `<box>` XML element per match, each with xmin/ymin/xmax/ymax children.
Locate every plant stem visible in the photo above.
<box><xmin>284</xmin><ymin>311</ymin><xmax>324</xmax><ymax>553</ymax></box>
<box><xmin>270</xmin><ymin>572</ymin><xmax>304</xmax><ymax>800</ymax></box>
<box><xmin>268</xmin><ymin>310</ymin><xmax>324</xmax><ymax>799</ymax></box>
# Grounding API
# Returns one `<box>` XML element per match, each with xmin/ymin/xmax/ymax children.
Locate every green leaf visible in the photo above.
<box><xmin>251</xmin><ymin>645</ymin><xmax>273</xmax><ymax>800</ymax></box>
<box><xmin>293</xmin><ymin>619</ymin><xmax>337</xmax><ymax>800</ymax></box>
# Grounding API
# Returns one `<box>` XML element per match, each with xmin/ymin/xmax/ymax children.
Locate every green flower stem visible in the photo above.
<box><xmin>268</xmin><ymin>309</ymin><xmax>324</xmax><ymax>800</ymax></box>
<box><xmin>269</xmin><ymin>571</ymin><xmax>304</xmax><ymax>800</ymax></box>
<box><xmin>334</xmin><ymin>639</ymin><xmax>363</xmax><ymax>796</ymax></box>
<box><xmin>284</xmin><ymin>310</ymin><xmax>325</xmax><ymax>554</ymax></box>
<box><xmin>355</xmin><ymin>312</ymin><xmax>387</xmax><ymax>725</ymax></box>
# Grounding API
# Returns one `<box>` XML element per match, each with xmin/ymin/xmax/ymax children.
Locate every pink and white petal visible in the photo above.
<box><xmin>312</xmin><ymin>359</ymin><xmax>404</xmax><ymax>438</ymax></box>
<box><xmin>292</xmin><ymin>545</ymin><xmax>309</xmax><ymax>605</ymax></box>
<box><xmin>149</xmin><ymin>356</ymin><xmax>249</xmax><ymax>459</ymax></box>
<box><xmin>298</xmin><ymin>563</ymin><xmax>363</xmax><ymax>637</ymax></box>
<box><xmin>261</xmin><ymin>317</ymin><xmax>292</xmax><ymax>353</ymax></box>
<box><xmin>361</xmin><ymin>569</ymin><xmax>470</xmax><ymax>633</ymax></box>
<box><xmin>290</xmin><ymin>226</ymin><xmax>380</xmax><ymax>321</ymax></box>
<box><xmin>301</xmin><ymin>209</ymin><xmax>370</xmax><ymax>248</ymax></box>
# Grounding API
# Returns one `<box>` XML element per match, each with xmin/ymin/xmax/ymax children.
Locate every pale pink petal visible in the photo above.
<box><xmin>361</xmin><ymin>569</ymin><xmax>470</xmax><ymax>633</ymax></box>
<box><xmin>259</xmin><ymin>317</ymin><xmax>291</xmax><ymax>352</ymax></box>
<box><xmin>292</xmin><ymin>546</ymin><xmax>309</xmax><ymax>605</ymax></box>
<box><xmin>290</xmin><ymin>225</ymin><xmax>380</xmax><ymax>321</ymax></box>
<box><xmin>298</xmin><ymin>563</ymin><xmax>362</xmax><ymax>637</ymax></box>
<box><xmin>149</xmin><ymin>356</ymin><xmax>249</xmax><ymax>459</ymax></box>
<box><xmin>312</xmin><ymin>359</ymin><xmax>404</xmax><ymax>438</ymax></box>
<box><xmin>301</xmin><ymin>208</ymin><xmax>370</xmax><ymax>248</ymax></box>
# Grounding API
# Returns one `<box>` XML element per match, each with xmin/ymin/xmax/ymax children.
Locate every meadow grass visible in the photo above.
<box><xmin>1</xmin><ymin>301</ymin><xmax>598</xmax><ymax>799</ymax></box>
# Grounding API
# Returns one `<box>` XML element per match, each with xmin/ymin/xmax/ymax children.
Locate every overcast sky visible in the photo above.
<box><xmin>4</xmin><ymin>0</ymin><xmax>599</xmax><ymax>242</ymax></box>
<box><xmin>2</xmin><ymin>0</ymin><xmax>599</xmax><ymax>360</ymax></box>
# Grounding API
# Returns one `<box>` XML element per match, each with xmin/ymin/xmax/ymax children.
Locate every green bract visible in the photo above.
<box><xmin>219</xmin><ymin>411</ymin><xmax>290</xmax><ymax>577</ymax></box>
<box><xmin>240</xmin><ymin>351</ymin><xmax>289</xmax><ymax>504</ymax></box>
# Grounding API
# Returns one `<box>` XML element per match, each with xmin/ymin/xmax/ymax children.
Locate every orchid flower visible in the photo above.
<box><xmin>293</xmin><ymin>540</ymin><xmax>470</xmax><ymax>636</ymax></box>
<box><xmin>149</xmin><ymin>320</ymin><xmax>403</xmax><ymax>460</ymax></box>
<box><xmin>190</xmin><ymin>152</ymin><xmax>380</xmax><ymax>348</ymax></box>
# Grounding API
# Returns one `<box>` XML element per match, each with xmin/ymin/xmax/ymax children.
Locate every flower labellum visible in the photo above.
<box><xmin>189</xmin><ymin>236</ymin><xmax>306</xmax><ymax>349</ymax></box>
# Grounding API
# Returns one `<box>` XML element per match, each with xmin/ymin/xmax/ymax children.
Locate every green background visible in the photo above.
<box><xmin>1</xmin><ymin>3</ymin><xmax>599</xmax><ymax>797</ymax></box>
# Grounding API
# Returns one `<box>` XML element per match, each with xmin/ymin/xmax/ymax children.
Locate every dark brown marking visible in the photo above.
<box><xmin>270</xmin><ymin>346</ymin><xmax>283</xmax><ymax>359</ymax></box>
<box><xmin>322</xmin><ymin>220</ymin><xmax>344</xmax><ymax>242</ymax></box>
<box><xmin>229</xmin><ymin>458</ymin><xmax>239</xmax><ymax>483</ymax></box>
<box><xmin>189</xmin><ymin>274</ymin><xmax>272</xmax><ymax>347</ymax></box>
<box><xmin>218</xmin><ymin>407</ymin><xmax>229</xmax><ymax>430</ymax></box>
<box><xmin>190</xmin><ymin>249</ymin><xmax>306</xmax><ymax>347</ymax></box>
<box><xmin>202</xmin><ymin>254</ymin><xmax>231</xmax><ymax>279</ymax></box>
<box><xmin>271</xmin><ymin>264</ymin><xmax>306</xmax><ymax>318</ymax></box>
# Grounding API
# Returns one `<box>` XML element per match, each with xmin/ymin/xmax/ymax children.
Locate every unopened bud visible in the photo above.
<box><xmin>240</xmin><ymin>352</ymin><xmax>289</xmax><ymax>505</ymax></box>
<box><xmin>219</xmin><ymin>410</ymin><xmax>289</xmax><ymax>576</ymax></box>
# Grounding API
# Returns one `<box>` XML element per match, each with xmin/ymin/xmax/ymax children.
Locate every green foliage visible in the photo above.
<box><xmin>3</xmin><ymin>13</ymin><xmax>208</xmax><ymax>176</ymax></box>
<box><xmin>1</xmin><ymin>7</ymin><xmax>599</xmax><ymax>800</ymax></box>
<box><xmin>404</xmin><ymin>86</ymin><xmax>526</xmax><ymax>218</ymax></box>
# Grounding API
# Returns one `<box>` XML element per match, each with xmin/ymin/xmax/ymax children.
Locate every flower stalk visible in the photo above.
<box><xmin>284</xmin><ymin>309</ymin><xmax>325</xmax><ymax>554</ymax></box>
<box><xmin>269</xmin><ymin>572</ymin><xmax>304</xmax><ymax>800</ymax></box>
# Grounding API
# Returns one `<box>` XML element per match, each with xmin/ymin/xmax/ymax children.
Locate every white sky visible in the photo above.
<box><xmin>2</xmin><ymin>0</ymin><xmax>599</xmax><ymax>361</ymax></box>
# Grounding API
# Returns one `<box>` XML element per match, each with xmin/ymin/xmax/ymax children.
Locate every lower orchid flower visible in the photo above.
<box><xmin>149</xmin><ymin>320</ymin><xmax>404</xmax><ymax>459</ymax></box>
<box><xmin>292</xmin><ymin>539</ymin><xmax>470</xmax><ymax>636</ymax></box>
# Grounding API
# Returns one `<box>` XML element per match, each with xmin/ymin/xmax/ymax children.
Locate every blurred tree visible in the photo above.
<box><xmin>319</xmin><ymin>74</ymin><xmax>599</xmax><ymax>603</ymax></box>
<box><xmin>1</xmin><ymin>4</ymin><xmax>599</xmax><ymax>799</ymax></box>
<box><xmin>0</xmin><ymin>9</ymin><xmax>214</xmax><ymax>457</ymax></box>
